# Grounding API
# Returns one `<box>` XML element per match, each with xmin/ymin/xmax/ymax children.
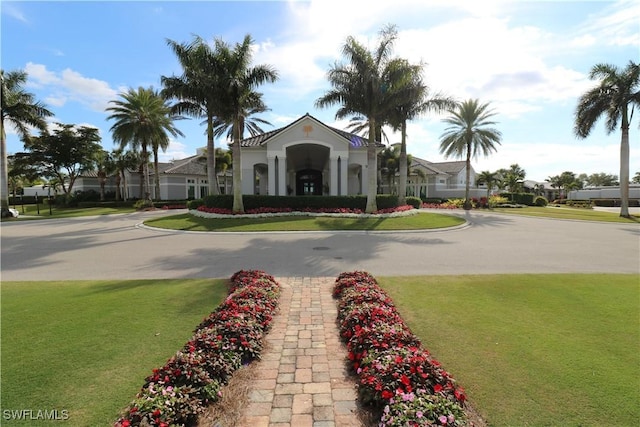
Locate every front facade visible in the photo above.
<box><xmin>73</xmin><ymin>114</ymin><xmax>483</xmax><ymax>201</ymax></box>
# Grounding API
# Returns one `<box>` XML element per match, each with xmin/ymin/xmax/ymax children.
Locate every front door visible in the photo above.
<box><xmin>296</xmin><ymin>169</ymin><xmax>323</xmax><ymax>196</ymax></box>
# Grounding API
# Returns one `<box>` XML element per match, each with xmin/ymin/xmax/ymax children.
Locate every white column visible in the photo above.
<box><xmin>330</xmin><ymin>156</ymin><xmax>338</xmax><ymax>196</ymax></box>
<box><xmin>278</xmin><ymin>155</ymin><xmax>287</xmax><ymax>196</ymax></box>
<box><xmin>339</xmin><ymin>156</ymin><xmax>348</xmax><ymax>196</ymax></box>
<box><xmin>267</xmin><ymin>156</ymin><xmax>276</xmax><ymax>196</ymax></box>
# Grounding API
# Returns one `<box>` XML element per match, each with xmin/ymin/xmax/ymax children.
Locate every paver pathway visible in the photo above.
<box><xmin>238</xmin><ymin>277</ymin><xmax>362</xmax><ymax>427</ymax></box>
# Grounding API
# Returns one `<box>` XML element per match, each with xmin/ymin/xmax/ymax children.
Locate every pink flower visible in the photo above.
<box><xmin>439</xmin><ymin>415</ymin><xmax>448</xmax><ymax>424</ymax></box>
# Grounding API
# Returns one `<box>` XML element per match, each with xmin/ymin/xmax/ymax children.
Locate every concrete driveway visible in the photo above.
<box><xmin>1</xmin><ymin>210</ymin><xmax>638</xmax><ymax>281</ymax></box>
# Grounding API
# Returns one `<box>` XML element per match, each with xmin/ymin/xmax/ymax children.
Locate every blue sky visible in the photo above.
<box><xmin>2</xmin><ymin>0</ymin><xmax>638</xmax><ymax>182</ymax></box>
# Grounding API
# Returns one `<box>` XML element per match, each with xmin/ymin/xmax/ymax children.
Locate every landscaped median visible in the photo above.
<box><xmin>114</xmin><ymin>270</ymin><xmax>281</xmax><ymax>427</ymax></box>
<box><xmin>333</xmin><ymin>271</ymin><xmax>469</xmax><ymax>426</ymax></box>
<box><xmin>144</xmin><ymin>205</ymin><xmax>466</xmax><ymax>231</ymax></box>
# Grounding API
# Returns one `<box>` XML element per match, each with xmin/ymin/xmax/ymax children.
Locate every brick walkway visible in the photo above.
<box><xmin>237</xmin><ymin>277</ymin><xmax>362</xmax><ymax>427</ymax></box>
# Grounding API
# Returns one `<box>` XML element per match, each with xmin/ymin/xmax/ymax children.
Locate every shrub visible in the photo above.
<box><xmin>566</xmin><ymin>200</ymin><xmax>592</xmax><ymax>209</ymax></box>
<box><xmin>133</xmin><ymin>199</ymin><xmax>154</xmax><ymax>210</ymax></box>
<box><xmin>406</xmin><ymin>196</ymin><xmax>422</xmax><ymax>209</ymax></box>
<box><xmin>443</xmin><ymin>199</ymin><xmax>465</xmax><ymax>209</ymax></box>
<box><xmin>533</xmin><ymin>196</ymin><xmax>548</xmax><ymax>207</ymax></box>
<box><xmin>333</xmin><ymin>271</ymin><xmax>467</xmax><ymax>426</ymax></box>
<box><xmin>488</xmin><ymin>195</ymin><xmax>509</xmax><ymax>208</ymax></box>
<box><xmin>499</xmin><ymin>192</ymin><xmax>535</xmax><ymax>206</ymax></box>
<box><xmin>115</xmin><ymin>270</ymin><xmax>280</xmax><ymax>427</ymax></box>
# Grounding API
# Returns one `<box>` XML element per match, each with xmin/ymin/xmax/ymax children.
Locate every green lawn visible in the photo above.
<box><xmin>378</xmin><ymin>274</ymin><xmax>640</xmax><ymax>426</ymax></box>
<box><xmin>2</xmin><ymin>204</ymin><xmax>136</xmax><ymax>220</ymax></box>
<box><xmin>1</xmin><ymin>279</ymin><xmax>227</xmax><ymax>426</ymax></box>
<box><xmin>492</xmin><ymin>206</ymin><xmax>640</xmax><ymax>222</ymax></box>
<box><xmin>3</xmin><ymin>275</ymin><xmax>638</xmax><ymax>426</ymax></box>
<box><xmin>144</xmin><ymin>211</ymin><xmax>465</xmax><ymax>231</ymax></box>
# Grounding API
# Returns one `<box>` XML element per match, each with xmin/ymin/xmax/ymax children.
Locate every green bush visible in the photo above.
<box><xmin>133</xmin><ymin>199</ymin><xmax>154</xmax><ymax>210</ymax></box>
<box><xmin>566</xmin><ymin>200</ymin><xmax>592</xmax><ymax>209</ymax></box>
<box><xmin>405</xmin><ymin>196</ymin><xmax>422</xmax><ymax>209</ymax></box>
<box><xmin>422</xmin><ymin>197</ymin><xmax>445</xmax><ymax>204</ymax></box>
<box><xmin>197</xmin><ymin>194</ymin><xmax>402</xmax><ymax>211</ymax></box>
<box><xmin>533</xmin><ymin>196</ymin><xmax>548</xmax><ymax>207</ymax></box>
<box><xmin>500</xmin><ymin>192</ymin><xmax>535</xmax><ymax>206</ymax></box>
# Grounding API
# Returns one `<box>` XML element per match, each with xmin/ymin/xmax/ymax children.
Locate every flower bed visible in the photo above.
<box><xmin>334</xmin><ymin>271</ymin><xmax>468</xmax><ymax>426</ymax></box>
<box><xmin>190</xmin><ymin>204</ymin><xmax>418</xmax><ymax>219</ymax></box>
<box><xmin>115</xmin><ymin>270</ymin><xmax>280</xmax><ymax>427</ymax></box>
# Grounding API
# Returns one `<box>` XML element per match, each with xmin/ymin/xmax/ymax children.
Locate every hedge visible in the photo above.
<box><xmin>191</xmin><ymin>194</ymin><xmax>402</xmax><ymax>211</ymax></box>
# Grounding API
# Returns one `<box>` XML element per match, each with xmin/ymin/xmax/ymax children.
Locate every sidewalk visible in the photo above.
<box><xmin>237</xmin><ymin>277</ymin><xmax>363</xmax><ymax>427</ymax></box>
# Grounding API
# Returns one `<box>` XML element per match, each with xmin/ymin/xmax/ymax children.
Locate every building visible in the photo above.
<box><xmin>73</xmin><ymin>114</ymin><xmax>482</xmax><ymax>201</ymax></box>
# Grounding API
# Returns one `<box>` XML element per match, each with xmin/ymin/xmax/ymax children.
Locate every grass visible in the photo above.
<box><xmin>2</xmin><ymin>204</ymin><xmax>136</xmax><ymax>220</ymax></box>
<box><xmin>4</xmin><ymin>275</ymin><xmax>638</xmax><ymax>426</ymax></box>
<box><xmin>378</xmin><ymin>274</ymin><xmax>640</xmax><ymax>426</ymax></box>
<box><xmin>144</xmin><ymin>212</ymin><xmax>465</xmax><ymax>231</ymax></box>
<box><xmin>492</xmin><ymin>206</ymin><xmax>640</xmax><ymax>222</ymax></box>
<box><xmin>1</xmin><ymin>279</ymin><xmax>228</xmax><ymax>426</ymax></box>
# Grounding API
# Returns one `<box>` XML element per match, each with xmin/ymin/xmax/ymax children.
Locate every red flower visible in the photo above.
<box><xmin>381</xmin><ymin>390</ymin><xmax>394</xmax><ymax>400</ymax></box>
<box><xmin>400</xmin><ymin>374</ymin><xmax>410</xmax><ymax>386</ymax></box>
<box><xmin>433</xmin><ymin>384</ymin><xmax>443</xmax><ymax>393</ymax></box>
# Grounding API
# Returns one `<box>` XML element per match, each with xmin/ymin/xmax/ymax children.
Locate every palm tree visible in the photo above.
<box><xmin>162</xmin><ymin>36</ymin><xmax>225</xmax><ymax>197</ymax></box>
<box><xmin>214</xmin><ymin>147</ymin><xmax>232</xmax><ymax>194</ymax></box>
<box><xmin>387</xmin><ymin>63</ymin><xmax>456</xmax><ymax>205</ymax></box>
<box><xmin>439</xmin><ymin>99</ymin><xmax>502</xmax><ymax>210</ymax></box>
<box><xmin>503</xmin><ymin>163</ymin><xmax>526</xmax><ymax>194</ymax></box>
<box><xmin>106</xmin><ymin>87</ymin><xmax>183</xmax><ymax>203</ymax></box>
<box><xmin>111</xmin><ymin>148</ymin><xmax>140</xmax><ymax>201</ymax></box>
<box><xmin>316</xmin><ymin>24</ymin><xmax>411</xmax><ymax>213</ymax></box>
<box><xmin>476</xmin><ymin>170</ymin><xmax>499</xmax><ymax>201</ymax></box>
<box><xmin>379</xmin><ymin>144</ymin><xmax>400</xmax><ymax>193</ymax></box>
<box><xmin>574</xmin><ymin>61</ymin><xmax>640</xmax><ymax>217</ymax></box>
<box><xmin>1</xmin><ymin>69</ymin><xmax>53</xmax><ymax>216</ymax></box>
<box><xmin>212</xmin><ymin>35</ymin><xmax>278</xmax><ymax>213</ymax></box>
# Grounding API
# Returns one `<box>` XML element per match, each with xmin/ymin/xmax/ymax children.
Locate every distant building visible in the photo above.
<box><xmin>74</xmin><ymin>114</ymin><xmax>484</xmax><ymax>200</ymax></box>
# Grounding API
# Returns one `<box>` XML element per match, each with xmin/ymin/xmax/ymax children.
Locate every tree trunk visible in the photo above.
<box><xmin>232</xmin><ymin>118</ymin><xmax>244</xmax><ymax>213</ymax></box>
<box><xmin>153</xmin><ymin>148</ymin><xmax>161</xmax><ymax>201</ymax></box>
<box><xmin>398</xmin><ymin>120</ymin><xmax>408</xmax><ymax>206</ymax></box>
<box><xmin>206</xmin><ymin>113</ymin><xmax>219</xmax><ymax>196</ymax></box>
<box><xmin>620</xmin><ymin>125</ymin><xmax>630</xmax><ymax>217</ymax></box>
<box><xmin>365</xmin><ymin>119</ymin><xmax>378</xmax><ymax>213</ymax></box>
<box><xmin>138</xmin><ymin>163</ymin><xmax>144</xmax><ymax>199</ymax></box>
<box><xmin>115</xmin><ymin>173</ymin><xmax>122</xmax><ymax>201</ymax></box>
<box><xmin>0</xmin><ymin>120</ymin><xmax>9</xmax><ymax>217</ymax></box>
<box><xmin>463</xmin><ymin>142</ymin><xmax>472</xmax><ymax>210</ymax></box>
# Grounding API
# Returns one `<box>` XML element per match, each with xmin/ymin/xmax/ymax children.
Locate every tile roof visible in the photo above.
<box><xmin>409</xmin><ymin>158</ymin><xmax>469</xmax><ymax>176</ymax></box>
<box><xmin>239</xmin><ymin>113</ymin><xmax>381</xmax><ymax>148</ymax></box>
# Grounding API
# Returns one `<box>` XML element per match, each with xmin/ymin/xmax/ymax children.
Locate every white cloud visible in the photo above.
<box><xmin>158</xmin><ymin>140</ymin><xmax>190</xmax><ymax>162</ymax></box>
<box><xmin>2</xmin><ymin>3</ymin><xmax>28</xmax><ymax>23</ymax></box>
<box><xmin>24</xmin><ymin>62</ymin><xmax>120</xmax><ymax>112</ymax></box>
<box><xmin>577</xmin><ymin>0</ymin><xmax>640</xmax><ymax>47</ymax></box>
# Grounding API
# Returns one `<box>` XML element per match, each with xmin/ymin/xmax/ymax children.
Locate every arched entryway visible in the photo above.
<box><xmin>296</xmin><ymin>169</ymin><xmax>323</xmax><ymax>195</ymax></box>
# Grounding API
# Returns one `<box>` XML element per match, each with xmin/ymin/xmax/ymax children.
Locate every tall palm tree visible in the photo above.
<box><xmin>162</xmin><ymin>36</ymin><xmax>225</xmax><ymax>196</ymax></box>
<box><xmin>106</xmin><ymin>87</ymin><xmax>183</xmax><ymax>203</ymax></box>
<box><xmin>387</xmin><ymin>63</ymin><xmax>456</xmax><ymax>205</ymax></box>
<box><xmin>213</xmin><ymin>34</ymin><xmax>278</xmax><ymax>213</ymax></box>
<box><xmin>439</xmin><ymin>99</ymin><xmax>502</xmax><ymax>210</ymax></box>
<box><xmin>476</xmin><ymin>170</ymin><xmax>499</xmax><ymax>201</ymax></box>
<box><xmin>575</xmin><ymin>61</ymin><xmax>640</xmax><ymax>217</ymax></box>
<box><xmin>1</xmin><ymin>69</ymin><xmax>53</xmax><ymax>216</ymax></box>
<box><xmin>316</xmin><ymin>24</ymin><xmax>411</xmax><ymax>213</ymax></box>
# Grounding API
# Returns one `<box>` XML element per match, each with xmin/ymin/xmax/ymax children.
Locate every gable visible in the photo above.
<box><xmin>240</xmin><ymin>113</ymin><xmax>376</xmax><ymax>151</ymax></box>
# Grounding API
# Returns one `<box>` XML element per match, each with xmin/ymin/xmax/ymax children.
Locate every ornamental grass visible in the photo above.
<box><xmin>115</xmin><ymin>270</ymin><xmax>280</xmax><ymax>427</ymax></box>
<box><xmin>334</xmin><ymin>271</ymin><xmax>468</xmax><ymax>427</ymax></box>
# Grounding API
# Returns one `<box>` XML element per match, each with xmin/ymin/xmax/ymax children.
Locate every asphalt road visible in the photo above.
<box><xmin>1</xmin><ymin>209</ymin><xmax>638</xmax><ymax>281</ymax></box>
